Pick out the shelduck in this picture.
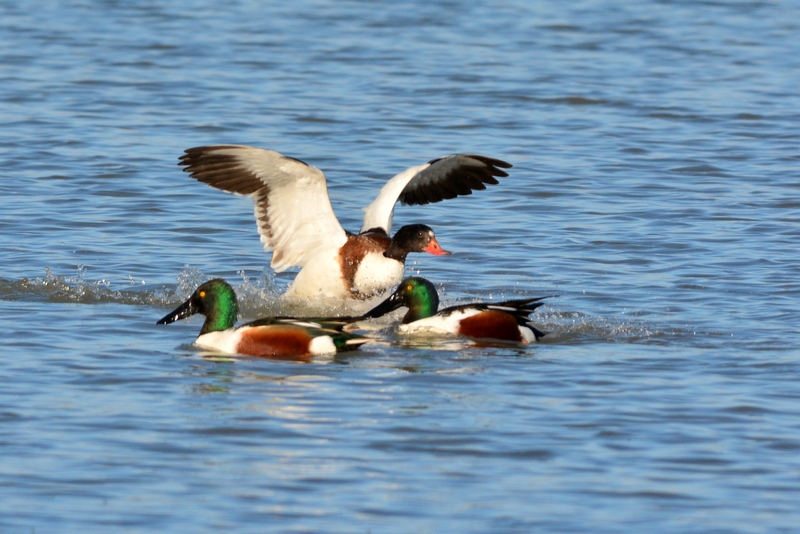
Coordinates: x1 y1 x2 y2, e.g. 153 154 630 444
179 145 510 302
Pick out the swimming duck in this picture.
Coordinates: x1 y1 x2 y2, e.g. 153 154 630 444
362 277 548 343
157 279 369 359
179 145 510 301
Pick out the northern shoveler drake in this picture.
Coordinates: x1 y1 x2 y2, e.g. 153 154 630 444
362 277 549 343
157 279 369 359
178 145 510 302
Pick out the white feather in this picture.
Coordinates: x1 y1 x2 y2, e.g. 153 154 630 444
283 247 351 300
360 163 430 233
352 252 406 298
399 309 482 335
309 336 337 355
519 326 537 343
195 329 243 354
205 146 348 272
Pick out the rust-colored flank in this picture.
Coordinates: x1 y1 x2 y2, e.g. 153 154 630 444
338 231 392 295
236 325 315 359
457 310 523 342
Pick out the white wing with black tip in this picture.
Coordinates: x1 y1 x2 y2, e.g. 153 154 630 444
360 154 512 233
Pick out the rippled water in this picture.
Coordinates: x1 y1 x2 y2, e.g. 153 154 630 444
2 0 800 531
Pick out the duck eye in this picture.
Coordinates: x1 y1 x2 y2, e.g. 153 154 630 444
199 291 206 298
407 285 413 291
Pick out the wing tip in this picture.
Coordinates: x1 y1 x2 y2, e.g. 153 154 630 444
398 153 511 207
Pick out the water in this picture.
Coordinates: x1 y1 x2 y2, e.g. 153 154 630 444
2 0 800 531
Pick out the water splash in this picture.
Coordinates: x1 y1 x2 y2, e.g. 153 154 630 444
1 265 125 304
0 265 284 309
534 308 667 345
174 267 211 300
232 268 283 316
0 266 674 344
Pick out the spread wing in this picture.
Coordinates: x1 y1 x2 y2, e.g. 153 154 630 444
179 145 348 272
360 154 511 233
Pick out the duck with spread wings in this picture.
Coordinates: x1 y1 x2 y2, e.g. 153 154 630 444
179 145 510 303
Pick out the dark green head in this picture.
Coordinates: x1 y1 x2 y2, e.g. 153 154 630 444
362 277 440 323
157 278 239 334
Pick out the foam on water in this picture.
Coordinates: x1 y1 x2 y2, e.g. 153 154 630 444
2 265 669 347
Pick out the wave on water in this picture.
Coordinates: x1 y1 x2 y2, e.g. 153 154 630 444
1 266 682 344
0 265 376 318
535 309 665 344
0 265 158 305
0 265 284 313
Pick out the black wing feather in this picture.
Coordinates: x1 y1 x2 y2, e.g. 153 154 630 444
398 154 511 206
440 296 550 327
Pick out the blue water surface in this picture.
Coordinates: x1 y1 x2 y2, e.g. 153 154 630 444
2 1 800 532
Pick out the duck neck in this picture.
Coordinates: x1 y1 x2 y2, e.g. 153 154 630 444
383 240 409 262
200 292 239 335
403 288 439 323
